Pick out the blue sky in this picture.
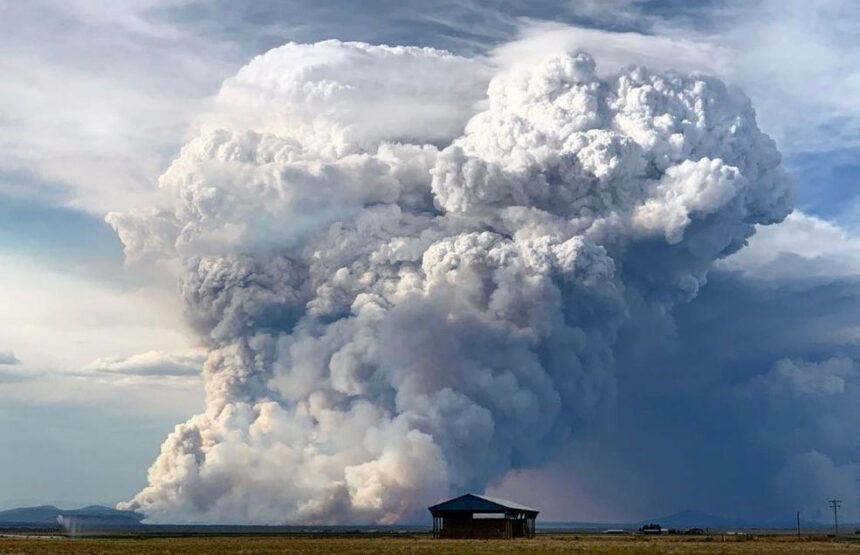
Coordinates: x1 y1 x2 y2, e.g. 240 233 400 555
1 0 859 522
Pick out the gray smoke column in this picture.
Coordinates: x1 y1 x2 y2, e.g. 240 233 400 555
108 40 792 524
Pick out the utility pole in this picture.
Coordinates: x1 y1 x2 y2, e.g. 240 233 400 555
796 510 801 539
827 499 842 535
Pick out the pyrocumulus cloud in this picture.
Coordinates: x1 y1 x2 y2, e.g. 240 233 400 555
108 40 791 524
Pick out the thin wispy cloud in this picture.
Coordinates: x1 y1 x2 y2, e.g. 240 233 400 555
84 349 205 378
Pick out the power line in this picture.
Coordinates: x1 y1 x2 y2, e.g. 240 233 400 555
827 499 842 535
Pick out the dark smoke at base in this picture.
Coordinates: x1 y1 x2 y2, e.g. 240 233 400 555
108 40 791 523
493 269 860 523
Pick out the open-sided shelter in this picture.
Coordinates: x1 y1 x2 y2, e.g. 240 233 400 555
428 494 538 539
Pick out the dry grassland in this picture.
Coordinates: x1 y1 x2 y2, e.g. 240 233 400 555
1 534 859 554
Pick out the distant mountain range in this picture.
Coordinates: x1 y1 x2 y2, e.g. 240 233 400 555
0 504 144 527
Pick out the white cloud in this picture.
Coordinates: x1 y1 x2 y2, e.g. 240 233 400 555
85 349 206 377
56 0 188 39
2 0 858 526
757 358 857 397
4 0 857 215
0 351 20 365
0 53 196 212
0 249 204 420
108 38 791 524
722 211 860 279
491 20 728 77
715 0 860 154
500 0 860 155
0 1 236 214
0 252 193 376
212 40 490 146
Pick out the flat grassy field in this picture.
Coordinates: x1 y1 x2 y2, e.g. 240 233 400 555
1 534 859 554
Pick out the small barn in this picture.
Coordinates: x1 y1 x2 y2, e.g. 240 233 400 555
428 494 538 539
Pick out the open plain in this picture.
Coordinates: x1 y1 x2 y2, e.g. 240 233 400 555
1 534 859 554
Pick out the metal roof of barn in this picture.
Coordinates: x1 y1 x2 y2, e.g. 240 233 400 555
428 493 539 515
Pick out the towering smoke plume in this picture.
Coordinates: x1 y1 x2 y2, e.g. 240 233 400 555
108 40 791 523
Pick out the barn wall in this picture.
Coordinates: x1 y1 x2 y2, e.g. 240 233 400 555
440 517 509 539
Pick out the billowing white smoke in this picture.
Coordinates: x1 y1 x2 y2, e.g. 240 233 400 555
109 40 791 524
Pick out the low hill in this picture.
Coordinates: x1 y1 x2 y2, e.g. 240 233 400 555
0 504 144 526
